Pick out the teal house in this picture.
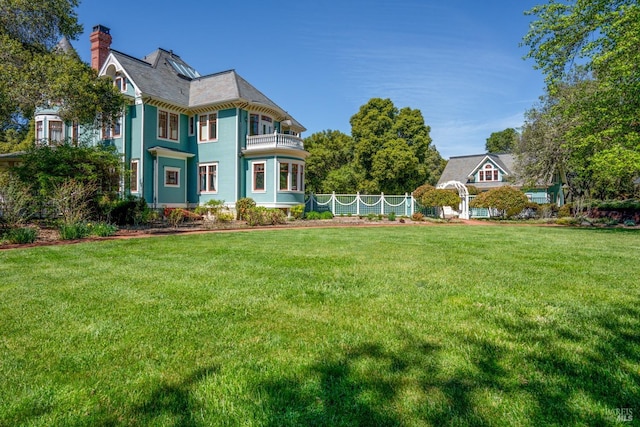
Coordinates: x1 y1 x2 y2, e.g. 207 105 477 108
437 153 565 218
35 25 308 213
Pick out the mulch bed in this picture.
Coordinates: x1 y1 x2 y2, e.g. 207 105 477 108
0 217 428 250
3 217 633 251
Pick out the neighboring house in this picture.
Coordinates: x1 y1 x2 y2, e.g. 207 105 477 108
0 152 24 170
438 153 565 206
34 25 308 212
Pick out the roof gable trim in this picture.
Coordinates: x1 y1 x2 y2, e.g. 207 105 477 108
469 155 509 177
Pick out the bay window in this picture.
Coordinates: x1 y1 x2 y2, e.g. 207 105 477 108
278 161 304 192
253 162 265 192
49 121 63 142
36 121 44 141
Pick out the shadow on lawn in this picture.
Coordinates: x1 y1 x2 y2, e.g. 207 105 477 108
259 303 640 426
128 365 219 426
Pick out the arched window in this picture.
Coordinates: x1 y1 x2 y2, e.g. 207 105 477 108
479 163 499 182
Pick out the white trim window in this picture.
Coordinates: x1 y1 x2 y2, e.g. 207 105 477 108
164 166 180 188
252 162 266 192
198 112 217 142
48 120 63 143
102 115 122 140
158 110 179 141
249 113 273 135
478 163 499 182
198 163 218 193
130 160 139 193
115 75 127 92
36 120 44 141
278 161 304 192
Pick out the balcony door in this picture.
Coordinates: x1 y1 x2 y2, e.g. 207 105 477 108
250 113 273 135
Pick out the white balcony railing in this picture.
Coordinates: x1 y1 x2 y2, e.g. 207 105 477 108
246 133 304 151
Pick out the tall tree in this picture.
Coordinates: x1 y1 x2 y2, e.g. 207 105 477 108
349 98 444 194
0 0 123 149
303 130 357 193
520 0 640 200
485 128 519 153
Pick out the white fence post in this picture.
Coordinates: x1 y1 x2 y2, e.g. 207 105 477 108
331 192 336 215
405 193 409 217
380 192 384 215
356 192 360 216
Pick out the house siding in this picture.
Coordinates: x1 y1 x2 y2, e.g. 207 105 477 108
194 108 238 205
32 30 307 209
156 156 187 205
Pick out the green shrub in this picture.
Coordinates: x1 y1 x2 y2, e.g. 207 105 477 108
470 186 529 218
236 198 256 220
167 209 185 228
5 227 37 244
539 203 559 219
59 222 90 240
412 184 435 201
217 212 234 223
411 212 424 221
594 199 640 210
290 204 305 220
420 189 460 218
366 212 378 221
245 208 263 226
558 203 572 218
602 218 620 226
466 185 479 195
107 196 151 226
388 212 396 221
88 222 118 237
624 219 636 227
195 199 225 216
0 175 35 228
320 211 334 220
556 217 579 226
245 207 286 226
306 211 322 220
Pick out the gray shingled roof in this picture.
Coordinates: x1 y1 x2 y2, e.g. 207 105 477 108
110 48 305 130
438 153 517 189
111 49 191 106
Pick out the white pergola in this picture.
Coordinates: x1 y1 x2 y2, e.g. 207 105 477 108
436 180 470 219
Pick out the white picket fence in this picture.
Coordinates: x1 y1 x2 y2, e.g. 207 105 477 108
305 193 436 217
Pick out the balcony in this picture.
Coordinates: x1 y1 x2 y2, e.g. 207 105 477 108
245 133 305 152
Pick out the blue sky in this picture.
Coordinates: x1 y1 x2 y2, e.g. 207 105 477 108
73 0 544 159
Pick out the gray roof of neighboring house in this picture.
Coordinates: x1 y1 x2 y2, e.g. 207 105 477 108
110 48 305 130
54 36 76 55
438 153 517 189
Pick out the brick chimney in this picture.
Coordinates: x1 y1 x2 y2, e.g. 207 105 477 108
90 25 112 71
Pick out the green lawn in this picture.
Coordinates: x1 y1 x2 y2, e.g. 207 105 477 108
1 225 639 426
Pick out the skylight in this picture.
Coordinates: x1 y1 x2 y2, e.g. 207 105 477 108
168 59 200 79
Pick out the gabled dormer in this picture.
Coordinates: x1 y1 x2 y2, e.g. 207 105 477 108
468 155 510 184
99 54 138 98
